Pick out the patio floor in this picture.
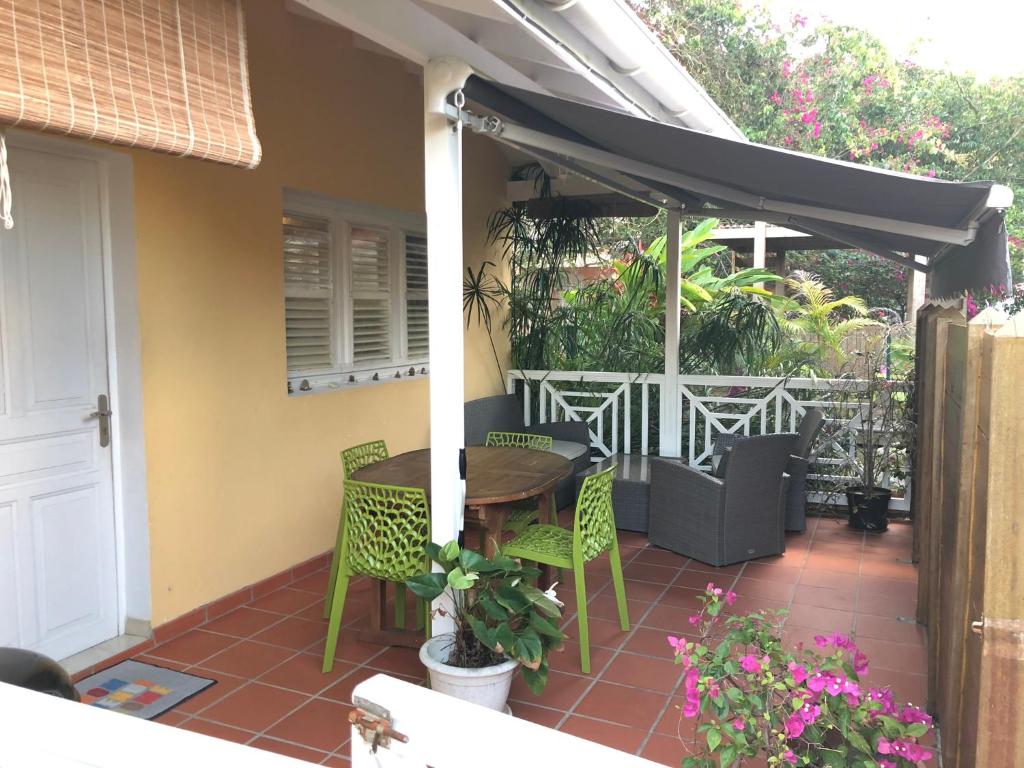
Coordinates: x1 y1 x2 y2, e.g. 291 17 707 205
130 517 925 765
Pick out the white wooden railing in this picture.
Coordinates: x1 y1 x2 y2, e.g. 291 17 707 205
506 370 910 511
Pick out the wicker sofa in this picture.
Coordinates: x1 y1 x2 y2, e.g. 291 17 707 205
464 394 590 509
648 434 797 566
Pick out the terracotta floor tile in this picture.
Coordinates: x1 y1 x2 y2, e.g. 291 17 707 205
656 585 705 610
804 554 862 574
622 561 680 584
601 653 681 693
655 699 700 737
149 630 238 665
683 561 744 577
558 715 648 753
265 698 351 753
258 652 356 694
249 737 331 763
249 587 323 616
798 568 854 590
153 710 188 726
574 681 668 728
510 669 592 710
861 668 928 707
296 599 332 622
633 547 689 568
585 593 647 624
511 702 565 728
857 592 918 620
858 576 919 599
174 670 246 715
640 602 705 633
200 682 307 732
321 667 420 706
854 614 927 645
642 732 694 766
203 607 284 638
135 654 189 671
860 558 917 582
290 569 331 594
201 640 296 679
548 642 615 676
322 754 352 766
178 717 256 744
742 562 804 584
792 583 858 611
561 616 631 650
616 579 669 602
365 646 426 678
785 603 855 633
623 626 688 658
732 577 796 603
253 616 327 651
854 637 928 676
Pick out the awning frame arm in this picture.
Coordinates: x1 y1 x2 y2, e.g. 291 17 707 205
456 108 983 248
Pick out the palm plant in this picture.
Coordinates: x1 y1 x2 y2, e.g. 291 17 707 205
777 270 883 374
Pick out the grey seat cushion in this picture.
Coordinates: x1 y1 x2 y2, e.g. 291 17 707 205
549 439 587 462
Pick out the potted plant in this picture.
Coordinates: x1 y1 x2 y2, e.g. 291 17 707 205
827 321 914 532
405 541 566 712
666 584 934 766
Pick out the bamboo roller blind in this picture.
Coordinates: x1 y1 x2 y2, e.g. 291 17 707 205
0 0 261 168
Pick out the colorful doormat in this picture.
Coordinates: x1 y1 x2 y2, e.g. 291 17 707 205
75 660 214 720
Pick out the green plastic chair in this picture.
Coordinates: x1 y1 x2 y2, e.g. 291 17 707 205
324 441 390 619
322 480 431 673
484 431 558 535
502 465 628 674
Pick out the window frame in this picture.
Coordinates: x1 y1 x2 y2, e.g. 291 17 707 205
283 189 429 394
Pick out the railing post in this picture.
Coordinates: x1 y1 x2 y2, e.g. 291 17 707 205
660 209 682 456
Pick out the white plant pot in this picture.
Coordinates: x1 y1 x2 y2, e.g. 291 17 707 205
419 634 519 712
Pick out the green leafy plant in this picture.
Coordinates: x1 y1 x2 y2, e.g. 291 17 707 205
405 541 567 694
668 585 934 767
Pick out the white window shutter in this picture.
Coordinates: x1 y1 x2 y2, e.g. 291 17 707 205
350 226 392 363
283 213 334 371
405 233 429 359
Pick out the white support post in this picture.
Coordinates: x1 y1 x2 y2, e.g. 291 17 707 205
753 220 767 288
424 57 472 637
907 255 927 322
660 210 682 457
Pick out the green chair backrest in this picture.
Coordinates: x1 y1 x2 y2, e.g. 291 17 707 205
574 465 617 562
485 431 553 451
342 480 430 581
341 440 389 477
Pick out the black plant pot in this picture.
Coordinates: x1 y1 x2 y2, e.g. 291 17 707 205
846 486 891 532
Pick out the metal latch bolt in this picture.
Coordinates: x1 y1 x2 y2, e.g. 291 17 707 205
349 697 408 754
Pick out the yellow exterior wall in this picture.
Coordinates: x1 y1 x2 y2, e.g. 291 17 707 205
131 0 510 624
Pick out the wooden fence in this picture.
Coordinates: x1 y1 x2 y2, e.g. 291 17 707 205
914 304 1024 766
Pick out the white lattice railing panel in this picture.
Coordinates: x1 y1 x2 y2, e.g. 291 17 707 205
507 370 910 511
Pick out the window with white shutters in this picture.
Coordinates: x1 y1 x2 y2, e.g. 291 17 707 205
282 191 429 392
283 214 334 371
405 233 429 359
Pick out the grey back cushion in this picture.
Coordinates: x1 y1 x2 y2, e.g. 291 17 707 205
793 407 825 460
464 394 526 445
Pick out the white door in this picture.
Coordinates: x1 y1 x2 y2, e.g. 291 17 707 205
0 146 119 661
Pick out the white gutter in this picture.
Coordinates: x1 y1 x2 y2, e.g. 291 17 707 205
493 0 746 139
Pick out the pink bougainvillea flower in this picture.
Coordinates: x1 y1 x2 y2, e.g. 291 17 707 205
681 667 701 717
783 749 798 764
806 669 829 692
824 673 847 697
784 715 805 739
724 590 737 606
731 717 745 731
788 662 808 684
799 702 821 725
898 704 933 727
688 614 702 626
878 761 897 768
800 109 817 124
739 654 764 673
853 650 869 674
842 679 861 706
812 121 822 139
877 737 933 762
706 582 723 596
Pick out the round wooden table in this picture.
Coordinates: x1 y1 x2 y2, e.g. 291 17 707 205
351 445 573 556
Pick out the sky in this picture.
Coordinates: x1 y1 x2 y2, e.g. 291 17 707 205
747 0 1024 80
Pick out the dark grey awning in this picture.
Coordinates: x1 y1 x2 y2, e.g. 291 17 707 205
459 75 1013 296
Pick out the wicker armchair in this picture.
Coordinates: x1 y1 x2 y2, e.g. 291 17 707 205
648 434 797 566
709 409 824 533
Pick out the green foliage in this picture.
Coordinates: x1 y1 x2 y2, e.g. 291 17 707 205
668 585 935 766
630 0 1023 283
406 541 566 694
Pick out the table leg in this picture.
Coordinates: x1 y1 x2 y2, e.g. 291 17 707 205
356 578 424 649
478 504 506 559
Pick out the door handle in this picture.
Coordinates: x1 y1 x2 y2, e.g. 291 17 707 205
971 616 984 636
89 394 112 448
